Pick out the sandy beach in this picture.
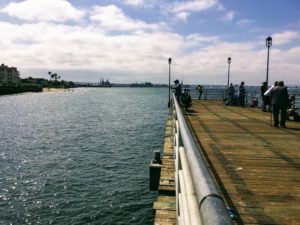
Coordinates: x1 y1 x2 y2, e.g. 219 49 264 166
42 88 67 92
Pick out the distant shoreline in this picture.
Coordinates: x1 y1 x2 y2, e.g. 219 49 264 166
0 86 72 96
42 87 69 92
0 85 42 95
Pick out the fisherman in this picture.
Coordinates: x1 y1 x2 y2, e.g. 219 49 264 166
181 89 192 110
173 79 182 104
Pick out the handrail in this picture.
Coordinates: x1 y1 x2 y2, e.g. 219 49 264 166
188 87 300 112
173 93 232 225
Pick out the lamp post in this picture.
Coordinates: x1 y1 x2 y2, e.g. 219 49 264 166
227 57 231 86
168 58 172 107
265 36 272 87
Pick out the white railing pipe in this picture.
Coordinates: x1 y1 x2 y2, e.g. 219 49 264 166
173 93 232 225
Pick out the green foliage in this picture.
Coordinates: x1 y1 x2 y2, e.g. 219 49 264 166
20 72 75 88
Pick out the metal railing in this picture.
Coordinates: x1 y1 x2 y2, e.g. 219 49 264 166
172 94 232 225
187 87 300 112
189 88 226 100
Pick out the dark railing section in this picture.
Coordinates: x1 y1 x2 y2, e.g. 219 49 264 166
186 87 300 113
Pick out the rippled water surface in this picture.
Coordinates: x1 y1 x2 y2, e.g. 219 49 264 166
0 88 168 225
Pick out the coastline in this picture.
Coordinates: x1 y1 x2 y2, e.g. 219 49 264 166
0 87 71 96
42 87 69 92
0 85 42 95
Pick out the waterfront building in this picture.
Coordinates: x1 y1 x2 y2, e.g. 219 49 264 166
99 77 112 87
0 64 21 86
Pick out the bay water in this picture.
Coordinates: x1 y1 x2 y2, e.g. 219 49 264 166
0 88 168 225
1 85 299 225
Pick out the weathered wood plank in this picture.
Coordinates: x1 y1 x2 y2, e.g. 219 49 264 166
153 109 176 224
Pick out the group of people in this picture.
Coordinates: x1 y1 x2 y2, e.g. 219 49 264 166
227 80 292 127
173 79 192 110
173 79 296 128
226 82 246 106
261 81 290 128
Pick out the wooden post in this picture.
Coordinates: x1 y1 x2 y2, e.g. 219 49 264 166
149 150 162 191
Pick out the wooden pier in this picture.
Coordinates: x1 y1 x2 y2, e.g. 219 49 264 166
153 110 176 225
153 100 300 225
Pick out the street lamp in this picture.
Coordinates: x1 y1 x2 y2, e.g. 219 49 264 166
227 57 231 86
168 58 172 107
265 36 272 86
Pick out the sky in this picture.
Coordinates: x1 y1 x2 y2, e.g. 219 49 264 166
0 0 300 85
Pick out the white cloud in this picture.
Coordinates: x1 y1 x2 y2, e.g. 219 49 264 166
0 2 299 85
237 19 252 26
90 5 159 31
1 17 299 85
0 20 182 78
272 31 299 46
170 0 219 13
221 10 234 22
175 12 190 22
185 34 219 48
123 0 144 6
1 0 84 22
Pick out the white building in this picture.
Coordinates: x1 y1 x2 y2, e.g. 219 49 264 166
0 64 21 86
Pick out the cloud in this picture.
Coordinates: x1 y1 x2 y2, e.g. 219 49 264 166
272 31 299 46
123 0 145 6
1 0 85 22
174 12 190 22
0 1 299 85
0 19 182 76
1 16 299 85
237 19 252 26
89 5 159 31
185 34 219 48
170 0 219 13
221 10 234 22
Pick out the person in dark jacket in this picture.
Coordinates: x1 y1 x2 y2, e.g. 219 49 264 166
271 81 289 127
226 83 235 105
261 82 270 111
173 79 182 104
239 81 246 107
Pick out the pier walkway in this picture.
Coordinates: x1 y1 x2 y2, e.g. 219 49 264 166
153 100 300 225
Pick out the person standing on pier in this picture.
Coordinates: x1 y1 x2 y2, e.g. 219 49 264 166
239 81 246 107
196 85 204 100
173 79 182 104
261 82 270 111
271 81 289 128
264 81 278 96
227 83 235 105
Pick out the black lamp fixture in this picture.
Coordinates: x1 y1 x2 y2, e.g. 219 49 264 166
266 36 272 48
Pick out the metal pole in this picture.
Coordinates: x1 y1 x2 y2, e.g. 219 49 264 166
168 63 170 107
168 58 172 108
266 46 270 87
227 63 230 87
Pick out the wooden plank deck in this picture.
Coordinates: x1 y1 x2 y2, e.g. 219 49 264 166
186 100 300 225
153 109 176 225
